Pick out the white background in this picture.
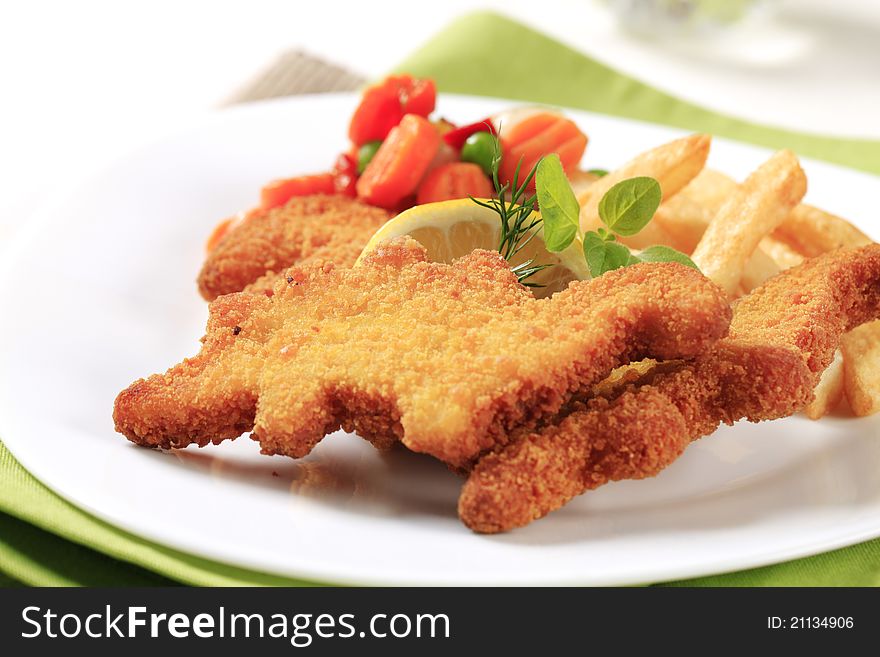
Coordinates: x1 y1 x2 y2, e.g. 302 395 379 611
1 0 878 249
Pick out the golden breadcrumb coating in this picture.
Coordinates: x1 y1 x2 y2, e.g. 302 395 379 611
115 237 730 468
460 244 880 532
197 194 390 300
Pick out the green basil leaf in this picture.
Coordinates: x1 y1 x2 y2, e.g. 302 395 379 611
583 232 605 277
583 231 634 277
597 176 662 237
587 168 609 177
604 242 635 273
637 245 700 270
536 154 580 252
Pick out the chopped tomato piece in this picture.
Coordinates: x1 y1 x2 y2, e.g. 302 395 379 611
416 162 494 205
348 83 405 146
394 75 436 116
331 152 358 198
424 141 459 176
357 114 440 209
260 173 335 210
348 74 436 146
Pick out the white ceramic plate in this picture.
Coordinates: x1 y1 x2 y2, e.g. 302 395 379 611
1 94 879 586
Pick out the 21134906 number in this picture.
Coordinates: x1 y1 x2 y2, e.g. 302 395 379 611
768 617 854 629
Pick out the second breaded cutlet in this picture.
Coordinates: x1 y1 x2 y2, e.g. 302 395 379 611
198 194 390 300
460 244 880 532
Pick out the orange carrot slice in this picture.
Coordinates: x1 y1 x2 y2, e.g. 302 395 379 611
260 173 335 210
356 114 440 209
499 113 587 187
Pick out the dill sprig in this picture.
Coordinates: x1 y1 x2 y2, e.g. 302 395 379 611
470 143 552 287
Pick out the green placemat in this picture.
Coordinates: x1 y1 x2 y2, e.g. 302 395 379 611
0 512 173 587
4 436 880 586
0 569 24 588
2 11 879 587
0 442 315 586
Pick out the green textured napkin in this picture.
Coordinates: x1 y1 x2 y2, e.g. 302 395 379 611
3 438 880 586
0 442 315 586
2 11 879 587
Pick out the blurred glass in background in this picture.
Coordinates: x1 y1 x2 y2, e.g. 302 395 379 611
605 0 777 37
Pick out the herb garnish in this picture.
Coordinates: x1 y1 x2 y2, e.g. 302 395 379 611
535 156 698 278
535 155 580 252
470 143 551 287
471 147 696 286
597 176 662 236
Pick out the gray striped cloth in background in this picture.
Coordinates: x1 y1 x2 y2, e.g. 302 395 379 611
226 50 365 104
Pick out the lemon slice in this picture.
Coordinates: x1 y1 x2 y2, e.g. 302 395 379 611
358 199 588 298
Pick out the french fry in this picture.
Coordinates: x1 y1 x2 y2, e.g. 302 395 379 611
691 150 807 295
652 195 713 253
577 134 711 249
804 349 845 420
741 237 806 294
841 320 880 417
772 203 872 257
759 236 804 270
656 170 808 260
679 168 738 211
674 168 870 259
741 244 781 293
653 170 745 255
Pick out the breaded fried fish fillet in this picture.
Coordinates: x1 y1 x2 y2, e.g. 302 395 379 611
198 194 390 300
115 238 730 468
460 244 880 532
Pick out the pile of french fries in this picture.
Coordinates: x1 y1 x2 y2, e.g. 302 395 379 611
574 134 879 420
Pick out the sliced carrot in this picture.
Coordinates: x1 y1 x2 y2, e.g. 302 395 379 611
416 162 493 205
356 114 440 209
504 121 578 184
499 113 587 187
515 120 581 164
503 113 559 146
555 133 589 170
260 173 335 210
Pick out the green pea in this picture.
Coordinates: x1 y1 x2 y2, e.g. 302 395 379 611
460 131 497 176
357 140 383 174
